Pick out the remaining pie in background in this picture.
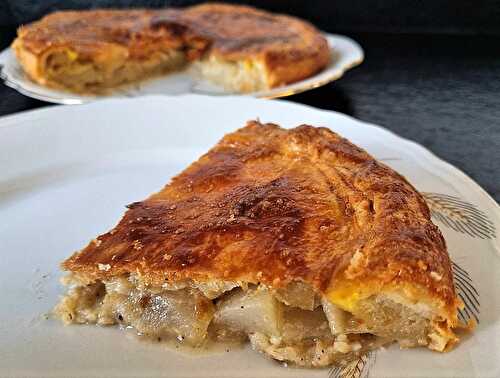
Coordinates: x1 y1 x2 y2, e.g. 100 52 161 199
12 3 330 94
55 121 462 367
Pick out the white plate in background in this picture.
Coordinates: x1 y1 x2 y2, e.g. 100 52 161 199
0 34 363 104
0 95 498 377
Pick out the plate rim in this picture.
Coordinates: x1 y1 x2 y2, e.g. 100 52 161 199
0 93 497 216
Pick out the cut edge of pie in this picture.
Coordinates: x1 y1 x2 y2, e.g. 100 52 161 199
54 121 463 368
12 37 189 93
12 4 330 94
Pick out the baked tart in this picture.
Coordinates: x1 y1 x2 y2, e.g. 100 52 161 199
55 121 461 367
12 4 330 94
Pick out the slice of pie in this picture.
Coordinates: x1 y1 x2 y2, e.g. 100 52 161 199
12 4 330 94
55 121 461 367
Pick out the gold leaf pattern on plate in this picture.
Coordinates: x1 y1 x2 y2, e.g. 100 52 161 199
452 262 480 324
329 352 376 378
423 192 496 239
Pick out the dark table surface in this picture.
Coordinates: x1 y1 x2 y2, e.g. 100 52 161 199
1 30 499 202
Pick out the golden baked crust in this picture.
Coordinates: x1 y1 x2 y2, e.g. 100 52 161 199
170 3 330 87
62 121 460 343
13 9 207 61
12 4 330 92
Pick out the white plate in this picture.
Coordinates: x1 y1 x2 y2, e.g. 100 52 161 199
0 33 363 104
0 95 498 378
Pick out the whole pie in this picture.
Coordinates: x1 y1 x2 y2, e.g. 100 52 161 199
11 4 330 93
55 121 462 368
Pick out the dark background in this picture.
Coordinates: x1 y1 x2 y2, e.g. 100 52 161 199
2 0 500 34
0 1 499 202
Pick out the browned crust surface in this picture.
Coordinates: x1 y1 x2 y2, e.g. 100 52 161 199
12 3 330 88
63 121 458 321
14 9 204 60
